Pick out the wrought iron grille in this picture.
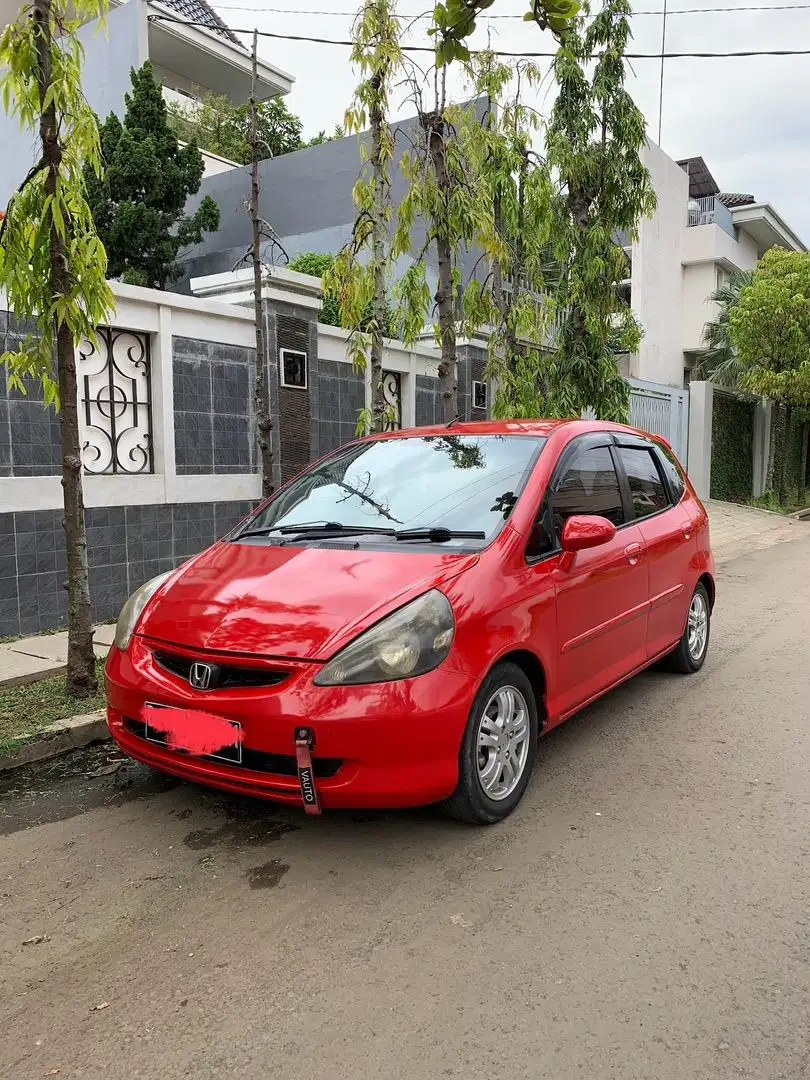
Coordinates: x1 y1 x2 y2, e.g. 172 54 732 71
382 371 402 430
78 327 154 475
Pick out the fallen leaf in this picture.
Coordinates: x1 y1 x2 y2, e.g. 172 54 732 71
91 1002 110 1012
450 913 473 928
22 935 51 947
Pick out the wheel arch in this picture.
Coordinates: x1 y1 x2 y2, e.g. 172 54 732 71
491 648 548 730
698 572 716 611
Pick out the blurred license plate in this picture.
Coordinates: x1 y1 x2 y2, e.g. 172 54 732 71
144 703 243 765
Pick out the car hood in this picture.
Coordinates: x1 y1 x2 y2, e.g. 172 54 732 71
137 540 479 661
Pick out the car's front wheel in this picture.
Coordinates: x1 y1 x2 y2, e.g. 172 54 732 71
667 582 711 673
443 662 539 825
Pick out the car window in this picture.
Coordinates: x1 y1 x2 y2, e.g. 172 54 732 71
551 445 625 530
655 443 686 502
617 447 669 520
241 434 546 549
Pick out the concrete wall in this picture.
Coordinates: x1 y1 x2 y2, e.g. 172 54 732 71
681 262 719 354
0 0 146 208
630 142 689 388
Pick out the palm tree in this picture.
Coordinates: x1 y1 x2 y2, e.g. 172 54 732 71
692 269 754 386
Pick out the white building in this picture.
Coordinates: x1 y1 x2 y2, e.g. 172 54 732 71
621 144 806 391
0 0 294 190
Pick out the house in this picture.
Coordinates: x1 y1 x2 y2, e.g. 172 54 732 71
0 0 294 198
621 144 806 390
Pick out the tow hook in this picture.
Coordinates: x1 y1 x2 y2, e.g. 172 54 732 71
294 727 321 815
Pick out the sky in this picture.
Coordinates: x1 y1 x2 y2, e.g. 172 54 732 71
212 0 810 244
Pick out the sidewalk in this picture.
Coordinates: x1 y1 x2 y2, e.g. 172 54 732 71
0 501 806 690
0 624 115 689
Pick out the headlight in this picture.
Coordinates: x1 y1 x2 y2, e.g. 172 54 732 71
114 571 173 651
314 590 455 686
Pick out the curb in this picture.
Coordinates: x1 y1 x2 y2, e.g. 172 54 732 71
0 711 110 772
0 664 67 692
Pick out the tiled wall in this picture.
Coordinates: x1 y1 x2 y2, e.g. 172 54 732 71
172 337 256 475
0 500 255 638
0 312 61 478
317 359 365 456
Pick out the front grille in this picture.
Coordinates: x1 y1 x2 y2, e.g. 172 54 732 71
124 718 343 778
153 650 289 690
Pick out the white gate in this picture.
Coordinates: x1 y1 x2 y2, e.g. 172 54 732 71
628 377 689 464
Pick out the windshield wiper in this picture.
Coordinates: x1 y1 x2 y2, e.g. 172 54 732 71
237 521 397 540
394 528 486 543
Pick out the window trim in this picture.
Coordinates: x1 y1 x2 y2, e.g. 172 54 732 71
472 380 488 410
279 347 308 390
612 442 672 524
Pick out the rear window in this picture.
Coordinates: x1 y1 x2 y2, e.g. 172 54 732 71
655 443 686 502
242 434 546 548
617 447 669 520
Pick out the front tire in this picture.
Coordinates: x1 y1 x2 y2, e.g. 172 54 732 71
667 582 711 673
443 662 539 825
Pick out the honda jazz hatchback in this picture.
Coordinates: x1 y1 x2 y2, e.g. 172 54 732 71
105 420 715 824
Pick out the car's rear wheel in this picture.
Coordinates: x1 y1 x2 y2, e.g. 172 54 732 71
666 582 711 673
443 662 539 825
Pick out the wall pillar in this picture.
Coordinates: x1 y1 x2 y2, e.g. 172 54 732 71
686 381 714 500
752 398 772 498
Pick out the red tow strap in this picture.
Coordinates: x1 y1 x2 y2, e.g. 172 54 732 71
294 727 321 815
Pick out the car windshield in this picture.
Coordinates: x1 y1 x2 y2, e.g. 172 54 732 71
238 434 546 548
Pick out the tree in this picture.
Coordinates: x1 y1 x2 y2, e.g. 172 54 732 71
694 269 754 387
166 90 307 164
461 53 559 418
0 0 114 695
730 248 810 505
431 0 578 66
306 124 346 148
289 253 342 326
327 0 405 434
394 82 496 422
86 61 220 288
545 0 656 420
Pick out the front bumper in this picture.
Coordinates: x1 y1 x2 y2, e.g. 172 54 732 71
105 636 475 810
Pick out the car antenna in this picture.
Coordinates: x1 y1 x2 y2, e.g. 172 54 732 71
445 414 462 428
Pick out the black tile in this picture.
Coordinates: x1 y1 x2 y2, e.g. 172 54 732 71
173 357 213 413
174 411 214 475
0 596 20 638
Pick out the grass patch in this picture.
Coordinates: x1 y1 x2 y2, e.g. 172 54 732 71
749 490 808 516
0 660 107 754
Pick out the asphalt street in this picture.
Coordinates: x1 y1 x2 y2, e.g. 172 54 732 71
2 529 810 1080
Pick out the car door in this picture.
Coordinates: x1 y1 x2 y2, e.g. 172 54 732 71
614 438 693 660
544 438 650 719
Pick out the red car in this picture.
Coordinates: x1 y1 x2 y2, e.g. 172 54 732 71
106 420 714 824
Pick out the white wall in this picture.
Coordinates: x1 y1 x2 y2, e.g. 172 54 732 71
630 142 689 388
681 262 719 353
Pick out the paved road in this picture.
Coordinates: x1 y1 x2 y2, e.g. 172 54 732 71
2 531 810 1080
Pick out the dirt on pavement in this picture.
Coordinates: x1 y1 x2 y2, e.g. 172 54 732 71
2 531 810 1080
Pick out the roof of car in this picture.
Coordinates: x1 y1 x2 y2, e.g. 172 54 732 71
370 419 643 440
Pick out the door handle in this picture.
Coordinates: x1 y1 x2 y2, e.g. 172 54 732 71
624 542 643 565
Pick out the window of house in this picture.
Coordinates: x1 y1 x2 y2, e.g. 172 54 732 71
551 445 625 530
716 266 730 292
280 348 307 389
617 447 669 519
472 381 488 410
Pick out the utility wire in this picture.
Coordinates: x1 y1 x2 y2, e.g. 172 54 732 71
212 1 810 13
148 14 810 55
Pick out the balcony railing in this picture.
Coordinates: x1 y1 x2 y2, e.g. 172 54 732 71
686 196 735 238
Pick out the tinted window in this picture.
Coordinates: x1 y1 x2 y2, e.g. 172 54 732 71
242 434 545 548
656 444 686 502
552 445 625 529
618 447 669 519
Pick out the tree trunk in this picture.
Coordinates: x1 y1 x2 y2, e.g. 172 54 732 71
368 71 387 434
766 401 778 492
249 30 273 498
799 419 809 509
34 0 96 695
424 111 458 423
778 402 793 506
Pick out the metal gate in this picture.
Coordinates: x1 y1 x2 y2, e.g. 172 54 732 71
628 378 689 464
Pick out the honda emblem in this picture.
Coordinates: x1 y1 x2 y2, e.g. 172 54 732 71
189 662 213 690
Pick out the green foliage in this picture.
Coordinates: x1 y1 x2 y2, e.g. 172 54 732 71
730 248 810 402
166 89 314 165
305 124 346 147
85 62 220 289
327 0 405 434
430 0 579 66
710 392 754 502
693 269 754 386
545 0 656 421
0 0 114 404
288 252 342 326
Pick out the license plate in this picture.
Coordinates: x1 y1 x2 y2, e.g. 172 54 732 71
144 703 243 765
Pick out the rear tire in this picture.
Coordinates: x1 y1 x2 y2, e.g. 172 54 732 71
666 582 711 674
443 662 539 825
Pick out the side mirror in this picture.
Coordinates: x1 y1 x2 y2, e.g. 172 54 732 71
560 514 616 553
